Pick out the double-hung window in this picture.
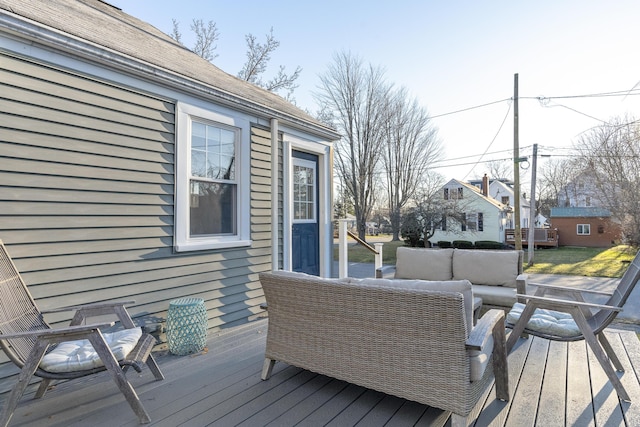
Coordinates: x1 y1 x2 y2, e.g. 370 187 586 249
577 224 591 235
175 103 250 251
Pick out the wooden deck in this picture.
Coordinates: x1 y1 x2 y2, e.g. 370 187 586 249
3 318 640 426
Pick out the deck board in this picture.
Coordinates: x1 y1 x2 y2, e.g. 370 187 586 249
536 340 567 427
3 319 640 426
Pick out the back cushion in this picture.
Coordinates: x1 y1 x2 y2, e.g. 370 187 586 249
350 277 474 335
394 247 454 281
452 250 520 287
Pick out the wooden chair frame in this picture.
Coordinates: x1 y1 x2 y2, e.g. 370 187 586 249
0 240 164 426
506 251 640 402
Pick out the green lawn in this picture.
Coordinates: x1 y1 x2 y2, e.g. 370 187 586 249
334 237 637 278
522 245 636 278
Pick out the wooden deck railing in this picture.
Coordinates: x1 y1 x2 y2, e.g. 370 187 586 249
505 228 558 247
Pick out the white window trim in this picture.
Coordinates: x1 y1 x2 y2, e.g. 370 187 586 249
292 158 317 224
175 102 251 251
577 223 591 235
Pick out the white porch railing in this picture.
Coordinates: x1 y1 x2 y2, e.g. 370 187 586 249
337 219 383 278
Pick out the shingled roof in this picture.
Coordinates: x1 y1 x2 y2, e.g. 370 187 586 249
550 207 612 218
0 0 338 139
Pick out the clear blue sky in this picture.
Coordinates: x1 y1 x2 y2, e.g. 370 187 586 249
109 0 640 183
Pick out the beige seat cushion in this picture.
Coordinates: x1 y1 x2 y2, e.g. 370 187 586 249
40 327 142 373
394 247 454 281
452 250 520 287
473 284 516 307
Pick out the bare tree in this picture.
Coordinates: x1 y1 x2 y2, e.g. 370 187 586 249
486 159 513 181
238 28 301 100
400 173 462 247
382 87 443 240
190 19 219 61
169 23 299 99
537 157 578 216
315 51 391 241
170 19 182 44
574 116 640 246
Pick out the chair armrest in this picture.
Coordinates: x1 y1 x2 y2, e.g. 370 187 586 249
530 282 613 296
0 322 114 340
375 265 395 279
466 309 505 351
516 274 528 302
43 301 138 329
467 309 510 400
42 300 136 314
516 294 622 313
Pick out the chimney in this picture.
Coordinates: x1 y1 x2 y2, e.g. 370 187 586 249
482 174 489 197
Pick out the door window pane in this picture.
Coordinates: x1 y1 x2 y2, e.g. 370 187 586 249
293 164 315 221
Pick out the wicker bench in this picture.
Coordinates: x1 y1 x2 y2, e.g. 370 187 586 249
259 270 509 426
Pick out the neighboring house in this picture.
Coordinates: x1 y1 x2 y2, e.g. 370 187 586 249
534 213 549 228
0 0 339 390
469 175 530 229
429 178 512 245
557 170 604 208
550 207 621 247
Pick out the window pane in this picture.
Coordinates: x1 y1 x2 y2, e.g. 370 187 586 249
191 120 236 180
190 181 237 236
220 129 235 156
192 122 206 149
293 163 315 221
191 151 206 177
307 184 314 202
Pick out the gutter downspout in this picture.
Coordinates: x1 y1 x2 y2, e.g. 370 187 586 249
271 119 279 271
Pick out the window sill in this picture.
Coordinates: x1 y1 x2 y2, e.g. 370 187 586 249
175 239 252 252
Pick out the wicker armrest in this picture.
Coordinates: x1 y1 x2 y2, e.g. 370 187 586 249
0 322 114 340
466 309 505 351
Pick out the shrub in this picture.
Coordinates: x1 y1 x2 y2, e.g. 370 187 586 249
452 240 474 249
437 241 452 248
474 240 505 250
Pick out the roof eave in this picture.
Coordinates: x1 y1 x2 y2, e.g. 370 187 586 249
0 11 340 141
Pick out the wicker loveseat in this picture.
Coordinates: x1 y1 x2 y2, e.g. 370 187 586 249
377 247 527 308
259 270 509 425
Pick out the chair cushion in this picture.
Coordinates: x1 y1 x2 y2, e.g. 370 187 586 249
452 249 520 287
394 247 454 281
472 284 516 307
468 333 494 382
40 327 143 373
507 303 580 337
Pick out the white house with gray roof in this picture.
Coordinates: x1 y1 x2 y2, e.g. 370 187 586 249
429 178 513 245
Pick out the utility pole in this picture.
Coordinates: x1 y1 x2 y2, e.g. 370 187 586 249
527 143 538 265
513 73 522 250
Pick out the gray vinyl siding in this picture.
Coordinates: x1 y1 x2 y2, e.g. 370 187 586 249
0 51 276 392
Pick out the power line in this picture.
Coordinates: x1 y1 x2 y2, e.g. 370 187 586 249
430 98 511 119
429 88 640 122
461 100 513 181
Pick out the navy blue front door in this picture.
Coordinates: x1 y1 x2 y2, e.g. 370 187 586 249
291 150 320 276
